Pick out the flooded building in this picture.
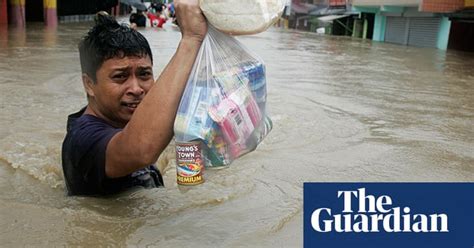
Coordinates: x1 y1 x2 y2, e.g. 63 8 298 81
352 0 474 51
0 0 120 27
288 0 321 31
1 0 59 27
286 0 474 51
289 0 356 34
313 0 355 36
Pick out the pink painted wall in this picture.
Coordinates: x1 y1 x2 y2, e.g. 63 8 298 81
10 7 25 27
43 0 57 27
0 0 7 24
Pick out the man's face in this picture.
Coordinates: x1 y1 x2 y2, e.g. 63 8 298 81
87 55 154 127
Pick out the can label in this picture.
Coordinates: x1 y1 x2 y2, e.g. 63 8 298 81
176 141 204 185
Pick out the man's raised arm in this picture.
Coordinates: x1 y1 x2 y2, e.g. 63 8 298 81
106 0 208 178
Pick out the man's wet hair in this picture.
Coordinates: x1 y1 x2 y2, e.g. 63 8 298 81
79 12 153 82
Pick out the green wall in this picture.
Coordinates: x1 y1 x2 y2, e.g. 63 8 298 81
437 17 451 50
373 13 386 42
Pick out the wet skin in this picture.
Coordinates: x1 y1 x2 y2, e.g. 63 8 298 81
84 55 154 128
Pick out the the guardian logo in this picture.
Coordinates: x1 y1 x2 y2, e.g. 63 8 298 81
304 183 473 248
311 188 449 233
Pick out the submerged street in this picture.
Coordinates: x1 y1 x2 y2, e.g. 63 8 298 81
0 22 473 246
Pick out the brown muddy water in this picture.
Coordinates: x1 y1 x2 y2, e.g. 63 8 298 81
0 21 473 247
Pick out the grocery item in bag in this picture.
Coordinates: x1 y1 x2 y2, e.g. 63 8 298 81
176 141 205 185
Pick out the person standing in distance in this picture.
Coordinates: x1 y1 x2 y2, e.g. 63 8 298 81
62 0 207 196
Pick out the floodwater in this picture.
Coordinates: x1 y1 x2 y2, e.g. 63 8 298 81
1 20 473 247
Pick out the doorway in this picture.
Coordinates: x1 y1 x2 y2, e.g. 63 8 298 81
448 20 474 52
25 0 44 22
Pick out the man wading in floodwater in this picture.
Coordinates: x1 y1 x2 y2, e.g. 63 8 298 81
61 0 207 196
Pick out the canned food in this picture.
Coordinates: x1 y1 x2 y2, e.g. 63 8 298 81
176 141 205 185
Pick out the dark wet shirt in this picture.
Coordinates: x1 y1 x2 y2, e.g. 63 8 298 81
61 108 163 196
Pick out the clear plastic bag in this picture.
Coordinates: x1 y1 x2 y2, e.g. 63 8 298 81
174 26 272 169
